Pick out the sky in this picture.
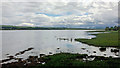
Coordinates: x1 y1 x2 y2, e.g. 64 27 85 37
1 0 119 28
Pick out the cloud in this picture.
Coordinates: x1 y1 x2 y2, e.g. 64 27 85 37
2 2 118 28
18 23 34 26
2 0 120 2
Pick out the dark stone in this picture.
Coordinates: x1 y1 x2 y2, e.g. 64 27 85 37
40 54 45 57
99 47 106 52
20 51 25 54
15 47 34 56
15 53 20 56
104 54 106 56
93 51 96 53
57 47 60 50
28 47 34 50
81 48 86 50
111 49 119 53
115 54 119 56
18 58 22 62
49 52 52 54
8 56 14 59
6 54 9 55
2 58 12 62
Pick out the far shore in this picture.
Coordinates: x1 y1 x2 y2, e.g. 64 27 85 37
0 25 104 30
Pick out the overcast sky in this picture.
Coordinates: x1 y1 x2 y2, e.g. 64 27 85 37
2 1 118 28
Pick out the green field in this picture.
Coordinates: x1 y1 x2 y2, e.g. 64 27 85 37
75 31 119 47
30 53 120 68
3 53 120 68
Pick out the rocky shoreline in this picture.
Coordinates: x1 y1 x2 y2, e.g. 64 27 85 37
1 52 120 68
1 46 120 68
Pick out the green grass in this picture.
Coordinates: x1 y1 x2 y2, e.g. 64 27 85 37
29 53 120 68
36 53 87 67
3 53 120 68
75 31 119 47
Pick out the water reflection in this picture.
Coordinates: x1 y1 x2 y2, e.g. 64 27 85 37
1 30 119 63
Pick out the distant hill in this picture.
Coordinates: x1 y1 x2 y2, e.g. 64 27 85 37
0 25 93 30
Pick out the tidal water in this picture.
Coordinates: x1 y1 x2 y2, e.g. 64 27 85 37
1 30 119 63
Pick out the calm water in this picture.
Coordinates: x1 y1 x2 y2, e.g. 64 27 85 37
1 30 119 62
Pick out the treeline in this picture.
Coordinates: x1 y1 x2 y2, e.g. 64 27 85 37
105 26 119 31
0 25 90 30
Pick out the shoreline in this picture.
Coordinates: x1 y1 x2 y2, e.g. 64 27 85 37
75 31 119 48
2 53 120 68
1 30 120 68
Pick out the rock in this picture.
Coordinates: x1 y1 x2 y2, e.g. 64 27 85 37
15 53 21 56
57 47 60 50
7 56 14 59
28 47 34 51
40 54 45 57
99 47 106 52
18 58 22 62
49 52 52 54
15 47 34 56
111 49 119 53
6 54 9 55
20 51 25 54
109 56 113 58
28 56 38 62
34 56 38 58
81 48 86 50
2 59 12 62
104 54 106 56
88 55 96 58
93 51 96 53
115 54 119 56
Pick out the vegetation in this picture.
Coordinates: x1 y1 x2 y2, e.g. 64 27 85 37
75 31 119 47
105 26 119 31
75 26 119 48
0 25 91 30
2 53 120 68
32 53 120 68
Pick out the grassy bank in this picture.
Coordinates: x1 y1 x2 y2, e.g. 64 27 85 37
2 53 120 68
75 31 119 48
34 53 120 68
